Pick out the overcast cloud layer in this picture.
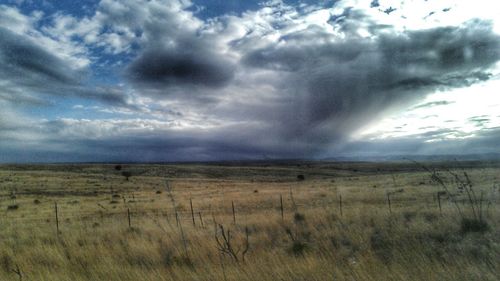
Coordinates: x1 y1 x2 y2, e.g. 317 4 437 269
1 0 499 162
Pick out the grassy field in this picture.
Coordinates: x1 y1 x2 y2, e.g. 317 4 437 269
0 161 498 280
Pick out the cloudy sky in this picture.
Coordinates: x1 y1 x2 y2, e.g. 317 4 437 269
0 0 499 162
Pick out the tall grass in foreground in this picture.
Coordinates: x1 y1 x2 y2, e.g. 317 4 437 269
0 163 498 280
414 161 498 233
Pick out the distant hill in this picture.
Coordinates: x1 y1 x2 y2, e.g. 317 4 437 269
321 153 500 162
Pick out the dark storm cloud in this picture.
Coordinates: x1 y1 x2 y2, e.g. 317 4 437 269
9 117 497 163
241 19 500 152
127 48 235 88
0 27 128 106
242 36 366 71
0 27 78 86
95 0 238 91
379 21 500 75
0 119 313 162
120 10 500 159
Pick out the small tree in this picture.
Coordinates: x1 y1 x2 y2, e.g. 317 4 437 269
114 165 122 171
121 171 132 181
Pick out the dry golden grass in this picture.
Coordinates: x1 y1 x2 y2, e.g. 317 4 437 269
0 162 498 280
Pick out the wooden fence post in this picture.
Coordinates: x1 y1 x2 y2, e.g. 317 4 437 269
437 192 442 215
127 208 131 229
54 202 60 234
198 211 204 227
339 194 343 217
387 193 392 214
280 194 284 221
190 198 196 227
231 201 236 224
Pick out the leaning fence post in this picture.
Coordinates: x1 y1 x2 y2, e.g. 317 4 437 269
190 198 196 227
198 211 204 227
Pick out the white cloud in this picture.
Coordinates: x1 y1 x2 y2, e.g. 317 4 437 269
0 5 90 69
357 73 500 141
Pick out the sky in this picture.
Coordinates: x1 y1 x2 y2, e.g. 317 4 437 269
0 0 499 162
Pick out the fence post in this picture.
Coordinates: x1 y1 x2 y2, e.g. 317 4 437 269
280 194 284 221
54 202 60 234
387 193 392 214
127 208 131 229
231 201 236 224
198 211 204 227
190 198 196 227
437 192 442 215
339 194 343 217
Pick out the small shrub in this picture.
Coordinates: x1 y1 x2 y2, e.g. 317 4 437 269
114 165 122 171
7 204 19 210
121 171 132 181
0 252 13 272
330 236 340 249
155 190 162 194
423 212 438 222
294 212 306 223
461 218 489 234
297 175 305 181
173 255 194 268
159 247 175 267
370 230 392 263
416 162 490 236
33 199 41 204
112 194 121 198
427 232 454 244
109 200 119 204
290 241 308 256
340 237 353 247
403 211 416 222
437 191 447 196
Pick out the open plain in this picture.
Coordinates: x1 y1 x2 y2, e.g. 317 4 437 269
0 161 498 281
